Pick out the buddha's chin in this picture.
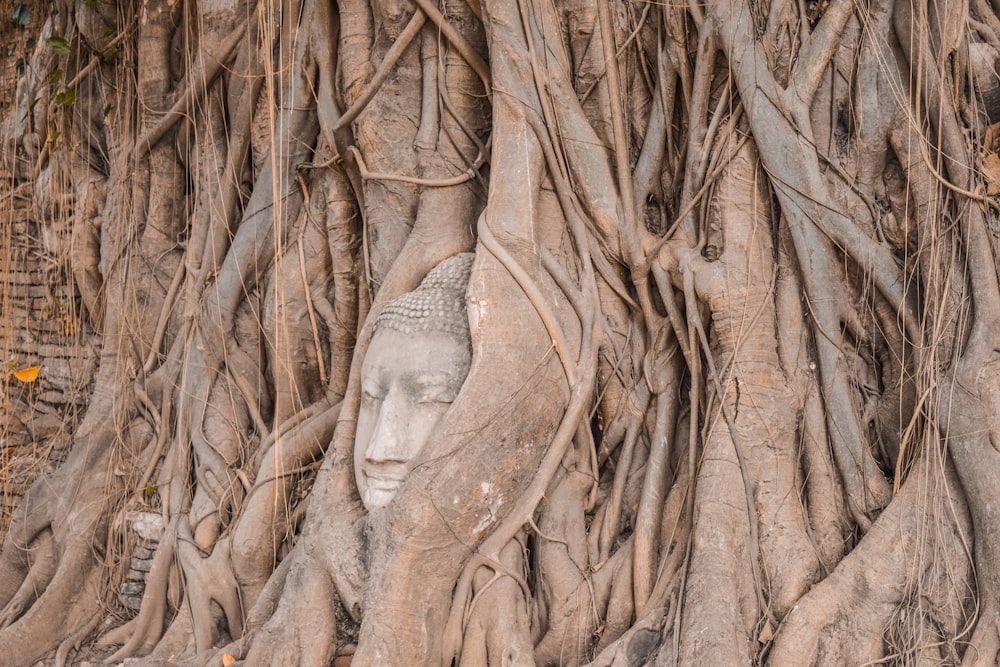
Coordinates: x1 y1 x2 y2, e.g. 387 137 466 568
362 481 401 510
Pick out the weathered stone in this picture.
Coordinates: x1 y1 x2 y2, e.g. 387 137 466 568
132 512 164 541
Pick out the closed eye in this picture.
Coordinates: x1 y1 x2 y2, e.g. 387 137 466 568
362 383 384 401
415 389 456 405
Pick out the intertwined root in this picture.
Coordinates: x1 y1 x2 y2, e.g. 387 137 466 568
0 437 113 667
4 0 1000 665
769 454 973 667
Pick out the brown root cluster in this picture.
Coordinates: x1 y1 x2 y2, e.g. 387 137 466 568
2 0 1000 665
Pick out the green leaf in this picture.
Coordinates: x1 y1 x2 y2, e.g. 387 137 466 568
47 36 70 55
48 68 62 85
144 483 156 498
12 4 29 27
83 0 100 7
54 89 76 107
15 57 24 77
102 46 119 62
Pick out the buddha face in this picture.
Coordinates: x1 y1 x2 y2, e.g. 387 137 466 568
354 327 471 510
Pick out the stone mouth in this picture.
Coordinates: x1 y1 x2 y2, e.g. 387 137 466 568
363 467 407 486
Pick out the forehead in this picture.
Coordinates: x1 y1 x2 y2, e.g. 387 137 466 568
364 328 471 378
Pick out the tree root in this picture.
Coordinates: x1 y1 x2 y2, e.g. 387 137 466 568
176 534 243 654
941 359 1000 666
768 454 973 666
101 518 178 661
459 539 534 666
0 527 54 631
0 541 103 667
533 469 599 665
241 547 340 667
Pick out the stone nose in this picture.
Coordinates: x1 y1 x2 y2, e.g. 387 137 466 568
364 390 410 465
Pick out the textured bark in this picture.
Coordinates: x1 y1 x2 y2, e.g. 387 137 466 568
3 0 1000 665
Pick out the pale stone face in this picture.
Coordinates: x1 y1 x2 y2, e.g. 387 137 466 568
354 328 471 510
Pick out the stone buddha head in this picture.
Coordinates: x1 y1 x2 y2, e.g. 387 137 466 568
354 253 475 510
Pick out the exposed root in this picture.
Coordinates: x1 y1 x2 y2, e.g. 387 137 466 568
768 455 973 666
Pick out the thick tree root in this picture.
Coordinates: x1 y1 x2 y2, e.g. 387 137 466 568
768 456 972 666
242 547 340 667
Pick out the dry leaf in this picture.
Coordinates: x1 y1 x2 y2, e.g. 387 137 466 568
986 122 1000 152
13 366 39 383
222 654 236 666
758 619 774 643
985 152 1000 196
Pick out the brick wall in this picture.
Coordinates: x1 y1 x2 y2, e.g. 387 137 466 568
1 194 99 532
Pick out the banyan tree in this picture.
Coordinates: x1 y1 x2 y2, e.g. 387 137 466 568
3 0 1000 664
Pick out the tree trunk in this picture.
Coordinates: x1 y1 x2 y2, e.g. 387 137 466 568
2 0 1000 665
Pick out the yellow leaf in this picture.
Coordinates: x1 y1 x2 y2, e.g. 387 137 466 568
13 367 39 383
222 654 236 666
